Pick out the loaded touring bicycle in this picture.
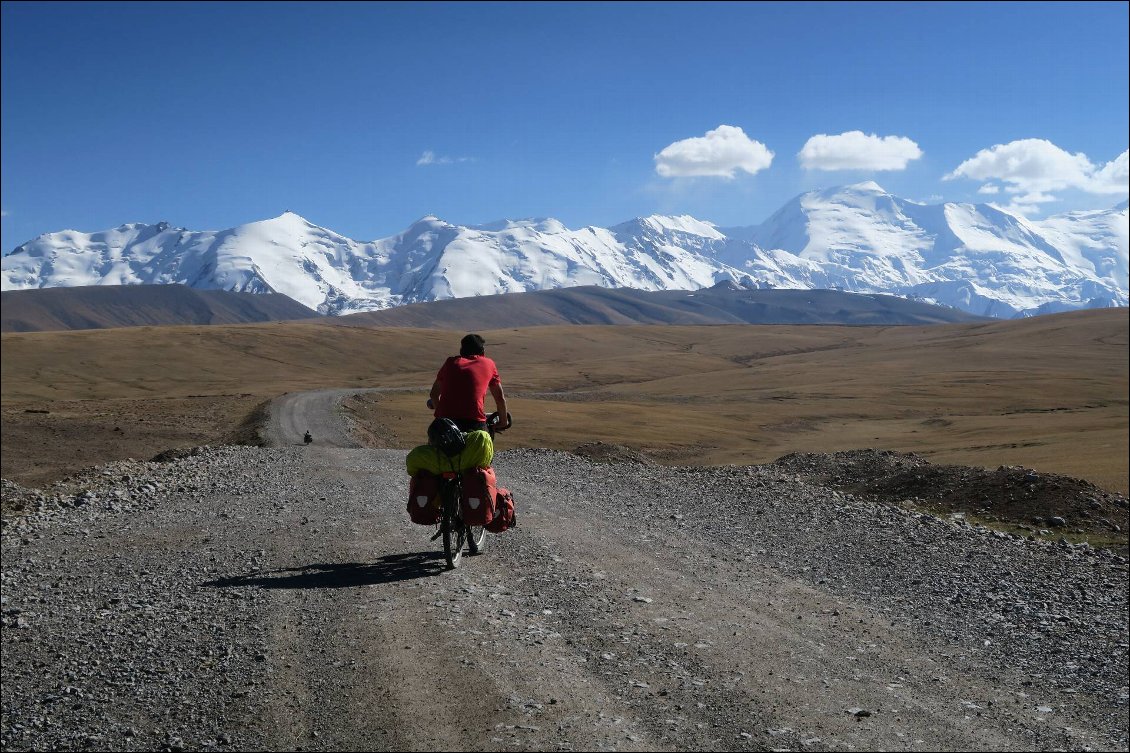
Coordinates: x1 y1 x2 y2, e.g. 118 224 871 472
407 412 516 569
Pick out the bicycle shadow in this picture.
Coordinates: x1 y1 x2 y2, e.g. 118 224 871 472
203 551 447 590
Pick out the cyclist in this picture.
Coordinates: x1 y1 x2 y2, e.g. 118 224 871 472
429 333 511 433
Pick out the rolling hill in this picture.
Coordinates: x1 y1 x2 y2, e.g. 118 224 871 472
0 281 986 332
333 282 989 329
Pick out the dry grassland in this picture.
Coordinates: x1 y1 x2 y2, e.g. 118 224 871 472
2 310 1127 495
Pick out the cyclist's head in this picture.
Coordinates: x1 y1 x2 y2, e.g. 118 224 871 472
460 334 486 357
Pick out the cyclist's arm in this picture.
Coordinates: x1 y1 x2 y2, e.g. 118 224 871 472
429 379 441 405
489 382 509 428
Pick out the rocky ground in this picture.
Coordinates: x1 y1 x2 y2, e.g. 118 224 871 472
772 449 1130 555
2 433 1128 751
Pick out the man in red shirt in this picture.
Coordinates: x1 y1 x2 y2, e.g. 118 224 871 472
429 334 510 432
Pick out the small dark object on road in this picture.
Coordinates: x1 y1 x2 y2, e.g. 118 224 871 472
304 431 313 445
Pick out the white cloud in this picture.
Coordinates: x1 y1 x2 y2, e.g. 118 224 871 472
945 139 1129 203
977 184 1000 195
1016 191 1058 204
654 125 773 179
798 131 922 171
991 191 1062 218
1091 150 1129 194
416 150 474 167
0 210 8 218
417 150 451 166
992 202 1035 218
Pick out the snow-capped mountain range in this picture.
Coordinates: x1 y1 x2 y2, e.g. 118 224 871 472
3 182 1127 318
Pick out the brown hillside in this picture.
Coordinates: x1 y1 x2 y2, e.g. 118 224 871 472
333 285 987 328
1 285 319 332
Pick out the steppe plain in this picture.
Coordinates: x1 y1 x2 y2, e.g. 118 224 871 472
2 307 1127 534
1 308 1125 480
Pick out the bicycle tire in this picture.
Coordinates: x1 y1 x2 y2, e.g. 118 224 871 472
441 481 464 569
467 525 487 554
443 520 464 569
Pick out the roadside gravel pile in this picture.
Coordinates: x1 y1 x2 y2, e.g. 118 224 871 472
3 443 1128 751
773 449 1129 542
2 447 211 517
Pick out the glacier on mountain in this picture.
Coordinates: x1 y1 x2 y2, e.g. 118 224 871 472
3 183 1126 318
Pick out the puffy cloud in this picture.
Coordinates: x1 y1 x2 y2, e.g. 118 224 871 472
654 125 773 179
1091 150 1129 194
997 191 1060 217
798 131 923 171
996 201 1037 218
977 184 1000 195
945 139 1129 200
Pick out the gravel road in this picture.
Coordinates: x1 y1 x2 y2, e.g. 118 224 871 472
265 389 381 449
2 389 1127 752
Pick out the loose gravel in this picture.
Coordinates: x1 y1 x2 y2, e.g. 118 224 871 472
2 443 1128 751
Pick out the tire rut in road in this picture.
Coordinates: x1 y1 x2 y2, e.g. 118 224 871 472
452 458 1036 752
243 449 661 752
251 453 506 751
254 390 1126 751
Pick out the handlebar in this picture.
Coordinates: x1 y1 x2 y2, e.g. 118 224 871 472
486 411 513 433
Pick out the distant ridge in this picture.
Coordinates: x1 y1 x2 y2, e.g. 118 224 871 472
0 283 987 333
0 285 320 332
333 284 990 329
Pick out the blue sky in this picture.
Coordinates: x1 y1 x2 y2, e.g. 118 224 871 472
2 1 1127 253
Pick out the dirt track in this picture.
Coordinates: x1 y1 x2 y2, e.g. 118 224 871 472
2 389 1127 752
266 388 379 449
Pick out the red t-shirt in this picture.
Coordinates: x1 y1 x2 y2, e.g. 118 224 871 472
434 355 501 423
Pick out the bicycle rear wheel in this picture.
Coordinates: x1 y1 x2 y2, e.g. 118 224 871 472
443 517 465 569
441 483 465 569
467 525 487 554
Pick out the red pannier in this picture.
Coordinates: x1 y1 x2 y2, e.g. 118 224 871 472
407 471 442 525
485 488 516 533
460 467 497 526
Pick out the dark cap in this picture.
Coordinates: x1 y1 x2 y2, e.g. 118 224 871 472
460 333 486 357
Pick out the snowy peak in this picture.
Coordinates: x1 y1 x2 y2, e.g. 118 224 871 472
638 214 725 239
818 180 888 199
611 214 724 239
800 182 905 222
472 218 568 234
409 214 449 228
734 186 1127 316
3 187 1127 319
255 210 313 227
